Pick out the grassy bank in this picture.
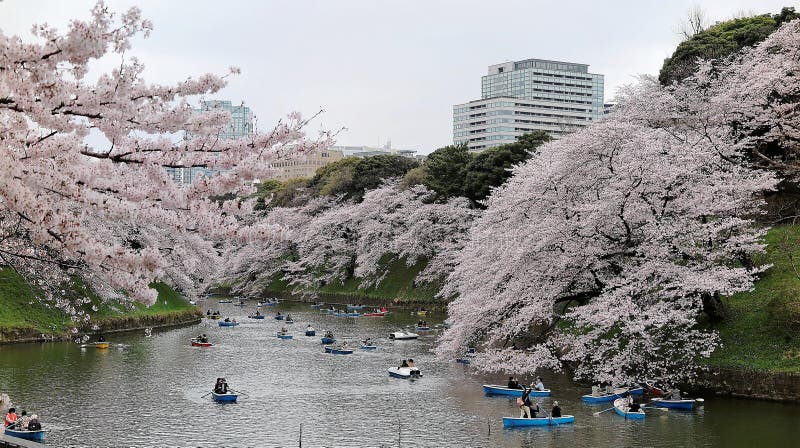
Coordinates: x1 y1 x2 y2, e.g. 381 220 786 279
264 258 439 305
708 225 800 372
0 266 198 338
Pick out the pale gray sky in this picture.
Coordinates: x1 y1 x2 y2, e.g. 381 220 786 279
2 0 796 153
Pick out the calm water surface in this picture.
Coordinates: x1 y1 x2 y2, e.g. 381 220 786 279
0 300 798 447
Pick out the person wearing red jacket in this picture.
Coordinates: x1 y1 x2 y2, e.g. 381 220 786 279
4 408 18 428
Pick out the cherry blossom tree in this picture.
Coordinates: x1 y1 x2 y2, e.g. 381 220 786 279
0 2 331 307
435 21 800 384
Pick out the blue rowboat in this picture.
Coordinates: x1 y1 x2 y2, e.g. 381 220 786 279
274 315 284 320
325 309 335 314
4 428 45 442
324 345 333 353
218 321 239 327
285 320 294 324
483 385 551 397
502 415 575 427
456 358 471 364
305 330 316 336
277 333 293 340
262 302 277 307
650 398 695 409
388 367 422 379
415 326 431 331
321 337 335 344
346 304 364 310
613 398 645 420
218 299 233 304
581 387 644 403
211 391 237 403
310 303 324 309
248 315 265 319
331 348 354 355
360 345 377 350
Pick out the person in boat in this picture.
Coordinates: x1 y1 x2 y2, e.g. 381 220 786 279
325 330 334 339
307 324 315 331
362 337 372 346
4 408 17 428
628 399 641 412
507 377 521 389
27 414 40 431
207 309 212 316
279 325 288 334
400 359 409 368
214 378 229 394
224 317 231 322
286 314 293 321
17 411 29 430
98 335 106 343
407 359 416 368
255 310 261 316
200 334 208 343
214 311 220 316
381 306 387 313
551 401 562 418
591 384 602 397
667 386 682 400
518 389 533 418
534 377 545 391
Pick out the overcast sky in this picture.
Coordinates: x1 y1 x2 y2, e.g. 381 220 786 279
2 0 796 153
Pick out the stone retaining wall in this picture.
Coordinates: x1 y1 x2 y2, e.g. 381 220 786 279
693 366 800 402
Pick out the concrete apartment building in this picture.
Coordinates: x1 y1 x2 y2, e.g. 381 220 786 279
332 140 419 159
168 100 254 185
269 149 344 180
453 58 605 151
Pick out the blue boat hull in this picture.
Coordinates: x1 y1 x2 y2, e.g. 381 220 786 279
483 385 550 397
305 331 316 336
212 392 237 402
360 345 377 350
651 399 695 409
613 401 645 420
331 349 353 355
4 428 45 441
456 358 471 364
277 334 293 339
275 316 284 320
248 315 265 319
415 326 431 331
581 387 644 403
321 337 335 344
218 322 239 327
503 415 575 427
324 346 333 353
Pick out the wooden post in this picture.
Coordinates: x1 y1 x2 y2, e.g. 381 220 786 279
299 423 302 447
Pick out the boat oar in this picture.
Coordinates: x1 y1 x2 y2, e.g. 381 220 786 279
201 392 212 398
229 388 249 397
695 398 705 403
593 407 615 416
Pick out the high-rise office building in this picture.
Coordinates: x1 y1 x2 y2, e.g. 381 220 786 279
453 58 604 151
167 100 254 185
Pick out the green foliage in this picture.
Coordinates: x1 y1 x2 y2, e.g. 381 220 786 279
308 155 418 201
0 267 194 335
462 131 551 205
255 178 310 210
400 165 427 189
708 225 800 372
659 7 799 85
422 144 473 198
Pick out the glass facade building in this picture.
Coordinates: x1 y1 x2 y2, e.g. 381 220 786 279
167 100 254 185
453 58 604 151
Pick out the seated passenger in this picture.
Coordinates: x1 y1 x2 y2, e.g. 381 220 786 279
97 335 106 343
507 377 521 389
401 359 409 368
27 415 41 431
534 377 545 391
551 401 562 418
591 384 601 397
407 359 415 368
629 400 641 412
18 411 29 430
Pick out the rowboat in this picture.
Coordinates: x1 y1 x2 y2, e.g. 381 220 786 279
218 299 233 304
191 341 213 347
277 333 293 340
211 391 237 403
613 398 645 420
95 342 110 349
261 301 277 307
274 315 284 320
305 330 316 336
310 303 324 309
417 310 428 316
248 315 265 319
330 347 353 355
388 367 422 379
581 387 644 403
321 337 336 344
363 312 386 317
218 321 239 327
415 326 431 331
502 415 575 427
207 314 221 320
456 358 471 364
389 331 418 340
233 302 246 307
360 345 377 350
483 385 550 397
324 345 333 353
346 304 365 310
650 398 695 409
285 319 294 324
4 428 45 442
